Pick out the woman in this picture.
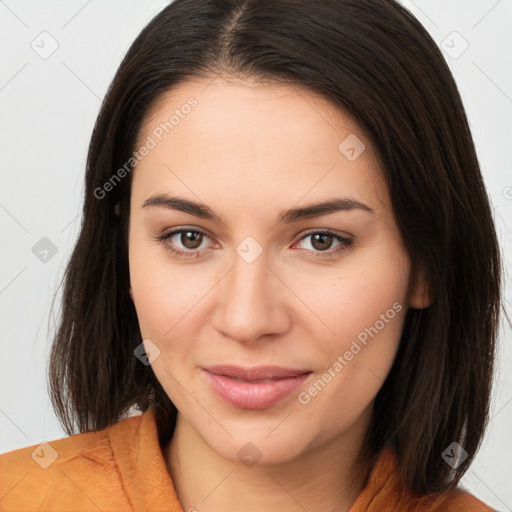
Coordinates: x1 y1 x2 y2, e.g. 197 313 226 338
0 0 502 510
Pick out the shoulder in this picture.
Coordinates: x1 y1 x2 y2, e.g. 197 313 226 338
351 448 496 511
436 489 497 511
0 413 144 511
415 486 497 511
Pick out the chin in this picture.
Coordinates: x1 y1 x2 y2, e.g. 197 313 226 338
220 437 304 467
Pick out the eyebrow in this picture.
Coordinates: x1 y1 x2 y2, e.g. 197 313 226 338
142 194 376 224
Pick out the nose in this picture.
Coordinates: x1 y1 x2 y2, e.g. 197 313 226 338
212 249 291 344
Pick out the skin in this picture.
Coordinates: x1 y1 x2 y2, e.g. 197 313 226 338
128 75 432 512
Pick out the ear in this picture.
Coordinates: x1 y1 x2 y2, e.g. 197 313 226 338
408 265 433 309
129 286 134 301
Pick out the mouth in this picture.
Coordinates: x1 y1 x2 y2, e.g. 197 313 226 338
202 365 313 409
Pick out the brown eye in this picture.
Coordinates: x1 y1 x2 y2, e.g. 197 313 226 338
295 231 354 257
180 230 204 249
158 228 213 256
310 233 334 251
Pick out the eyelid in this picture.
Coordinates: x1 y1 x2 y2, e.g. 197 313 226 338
159 226 216 248
295 227 352 241
292 228 354 254
160 225 212 237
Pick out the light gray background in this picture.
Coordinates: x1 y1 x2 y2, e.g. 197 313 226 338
1 0 511 510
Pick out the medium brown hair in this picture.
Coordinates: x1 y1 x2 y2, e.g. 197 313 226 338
48 0 503 495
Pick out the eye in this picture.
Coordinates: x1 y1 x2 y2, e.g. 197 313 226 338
294 230 354 256
157 228 214 258
155 227 354 259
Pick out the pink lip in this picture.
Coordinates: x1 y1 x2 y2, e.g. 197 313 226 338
203 365 312 409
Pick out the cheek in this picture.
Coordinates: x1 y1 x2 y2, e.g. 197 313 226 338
130 264 199 338
301 244 409 401
298 297 406 440
303 242 410 345
128 231 217 348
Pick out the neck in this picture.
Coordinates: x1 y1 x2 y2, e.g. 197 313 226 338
164 410 373 512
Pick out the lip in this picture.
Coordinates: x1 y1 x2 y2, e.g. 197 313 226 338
203 365 312 409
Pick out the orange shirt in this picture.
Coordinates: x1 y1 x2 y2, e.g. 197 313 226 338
0 408 494 511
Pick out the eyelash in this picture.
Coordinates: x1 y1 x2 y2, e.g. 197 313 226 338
155 228 354 259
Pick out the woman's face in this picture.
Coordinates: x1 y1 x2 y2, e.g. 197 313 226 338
128 76 430 465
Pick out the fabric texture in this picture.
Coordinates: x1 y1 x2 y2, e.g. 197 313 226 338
0 408 494 511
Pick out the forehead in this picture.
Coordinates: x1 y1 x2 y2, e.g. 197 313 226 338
132 75 389 217
139 75 367 155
